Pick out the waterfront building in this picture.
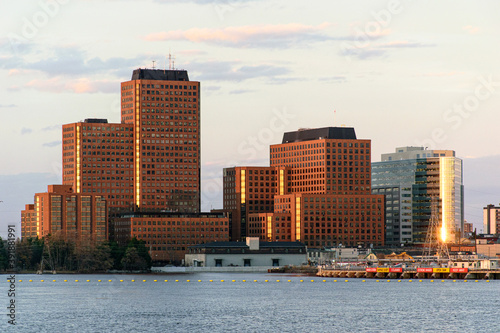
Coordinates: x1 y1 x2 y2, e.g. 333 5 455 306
110 211 229 264
371 146 464 245
224 127 385 247
21 185 107 242
483 204 500 235
185 237 307 268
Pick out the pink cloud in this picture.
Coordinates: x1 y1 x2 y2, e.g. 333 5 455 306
24 77 117 94
8 69 38 76
145 23 331 46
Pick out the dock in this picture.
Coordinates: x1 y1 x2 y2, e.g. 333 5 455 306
317 267 500 280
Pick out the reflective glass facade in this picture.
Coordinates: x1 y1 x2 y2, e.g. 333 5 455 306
372 148 463 245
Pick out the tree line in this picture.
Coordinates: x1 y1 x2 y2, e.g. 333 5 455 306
0 233 152 273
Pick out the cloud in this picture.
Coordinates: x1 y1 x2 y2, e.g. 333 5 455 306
24 77 118 94
318 76 347 83
377 41 435 48
145 23 332 48
1 46 144 78
21 128 32 135
188 60 291 82
340 40 435 60
422 72 462 77
229 89 255 94
26 47 142 77
42 141 62 148
42 125 61 132
463 25 480 34
341 47 387 60
0 104 17 108
203 85 221 91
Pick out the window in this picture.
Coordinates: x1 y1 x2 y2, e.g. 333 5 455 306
215 259 222 267
272 259 280 267
244 259 251 267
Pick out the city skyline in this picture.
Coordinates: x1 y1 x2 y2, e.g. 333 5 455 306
2 1 500 236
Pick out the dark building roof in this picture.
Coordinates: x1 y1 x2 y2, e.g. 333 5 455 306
189 241 306 249
84 119 108 124
131 68 190 81
282 127 357 143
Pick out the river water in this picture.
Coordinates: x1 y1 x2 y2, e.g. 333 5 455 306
2 273 499 332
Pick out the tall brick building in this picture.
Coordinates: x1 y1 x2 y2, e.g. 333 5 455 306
224 127 385 247
62 69 200 213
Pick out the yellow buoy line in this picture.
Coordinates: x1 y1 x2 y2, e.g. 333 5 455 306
14 278 492 283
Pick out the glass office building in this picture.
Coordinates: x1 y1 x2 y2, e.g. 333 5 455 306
372 147 464 245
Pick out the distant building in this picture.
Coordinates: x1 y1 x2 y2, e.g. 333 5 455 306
476 236 500 259
372 146 464 245
483 204 500 235
463 221 474 235
185 237 307 267
21 204 36 239
21 185 107 242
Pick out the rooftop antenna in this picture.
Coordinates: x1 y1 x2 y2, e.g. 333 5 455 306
152 60 156 69
172 55 176 70
168 52 172 70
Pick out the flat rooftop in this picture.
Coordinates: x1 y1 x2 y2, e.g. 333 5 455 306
282 127 357 143
130 68 190 81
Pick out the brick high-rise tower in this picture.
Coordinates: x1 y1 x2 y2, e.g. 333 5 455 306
121 69 201 213
62 69 201 214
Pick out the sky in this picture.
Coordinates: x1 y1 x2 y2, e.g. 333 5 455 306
1 0 500 238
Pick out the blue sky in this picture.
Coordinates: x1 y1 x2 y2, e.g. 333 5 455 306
1 0 500 237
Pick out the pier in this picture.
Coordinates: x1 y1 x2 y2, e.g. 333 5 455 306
317 267 500 280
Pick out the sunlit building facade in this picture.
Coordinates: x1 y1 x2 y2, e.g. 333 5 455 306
21 185 107 242
224 127 385 247
110 211 230 263
62 69 200 214
62 119 134 212
222 166 290 241
372 147 464 245
121 69 201 213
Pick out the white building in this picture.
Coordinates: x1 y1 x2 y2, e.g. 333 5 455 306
185 237 307 268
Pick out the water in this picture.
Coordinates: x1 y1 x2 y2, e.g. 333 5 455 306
2 273 499 332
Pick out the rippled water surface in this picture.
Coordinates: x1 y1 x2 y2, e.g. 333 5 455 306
2 273 499 332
